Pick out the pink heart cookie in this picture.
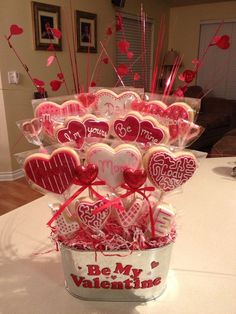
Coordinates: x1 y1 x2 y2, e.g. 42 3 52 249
24 147 80 194
87 143 142 189
76 198 111 231
34 100 86 138
144 146 197 192
162 102 195 141
94 89 141 117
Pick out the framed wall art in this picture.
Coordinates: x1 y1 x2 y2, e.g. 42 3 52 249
32 1 62 51
76 10 97 53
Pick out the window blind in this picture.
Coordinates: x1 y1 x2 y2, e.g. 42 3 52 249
116 14 154 91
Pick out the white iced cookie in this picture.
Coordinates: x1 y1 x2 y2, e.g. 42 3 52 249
94 89 141 118
86 143 142 189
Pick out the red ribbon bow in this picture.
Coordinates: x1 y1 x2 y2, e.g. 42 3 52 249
47 180 106 228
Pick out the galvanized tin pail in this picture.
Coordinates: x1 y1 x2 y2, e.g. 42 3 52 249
59 242 173 302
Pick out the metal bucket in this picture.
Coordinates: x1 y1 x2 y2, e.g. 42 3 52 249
59 242 173 302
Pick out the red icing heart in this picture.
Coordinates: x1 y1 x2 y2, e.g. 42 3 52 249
145 148 197 192
75 164 98 185
24 148 80 194
123 168 147 189
114 115 140 141
77 199 111 231
35 101 85 137
77 93 96 107
136 120 165 145
151 261 159 269
22 118 42 135
10 24 23 35
162 103 193 141
84 118 109 138
56 120 85 148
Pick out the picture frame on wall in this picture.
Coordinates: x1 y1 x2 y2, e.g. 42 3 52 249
76 10 97 53
31 1 62 51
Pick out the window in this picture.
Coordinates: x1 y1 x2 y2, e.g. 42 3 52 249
116 13 154 91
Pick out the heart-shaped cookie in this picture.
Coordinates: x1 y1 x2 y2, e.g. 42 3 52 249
113 112 169 145
55 119 86 148
22 118 42 135
116 198 146 228
144 146 197 192
24 147 80 194
113 114 140 141
83 116 109 138
94 89 141 117
87 143 142 189
162 102 195 141
76 198 111 231
35 100 86 138
77 93 97 108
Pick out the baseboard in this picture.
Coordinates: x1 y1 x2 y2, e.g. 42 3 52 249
0 169 24 181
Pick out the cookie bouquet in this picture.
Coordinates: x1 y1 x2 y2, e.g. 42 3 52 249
15 87 203 301
10 4 225 300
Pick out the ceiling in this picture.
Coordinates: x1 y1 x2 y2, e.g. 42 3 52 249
168 0 236 7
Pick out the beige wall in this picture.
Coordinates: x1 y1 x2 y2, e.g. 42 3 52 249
168 1 236 78
0 0 169 173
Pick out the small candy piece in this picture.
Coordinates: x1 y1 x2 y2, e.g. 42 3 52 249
143 145 197 192
87 143 142 189
24 147 80 194
76 198 111 231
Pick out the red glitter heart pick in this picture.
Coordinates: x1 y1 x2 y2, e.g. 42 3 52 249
123 168 147 189
10 24 23 36
76 164 98 185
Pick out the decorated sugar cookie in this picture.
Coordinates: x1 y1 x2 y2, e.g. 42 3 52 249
51 203 80 237
24 147 80 194
143 146 197 192
131 99 167 117
152 203 175 237
162 102 195 141
94 89 141 118
115 198 148 228
55 118 86 148
34 100 86 138
55 114 109 147
87 143 142 189
113 111 169 146
76 197 111 231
